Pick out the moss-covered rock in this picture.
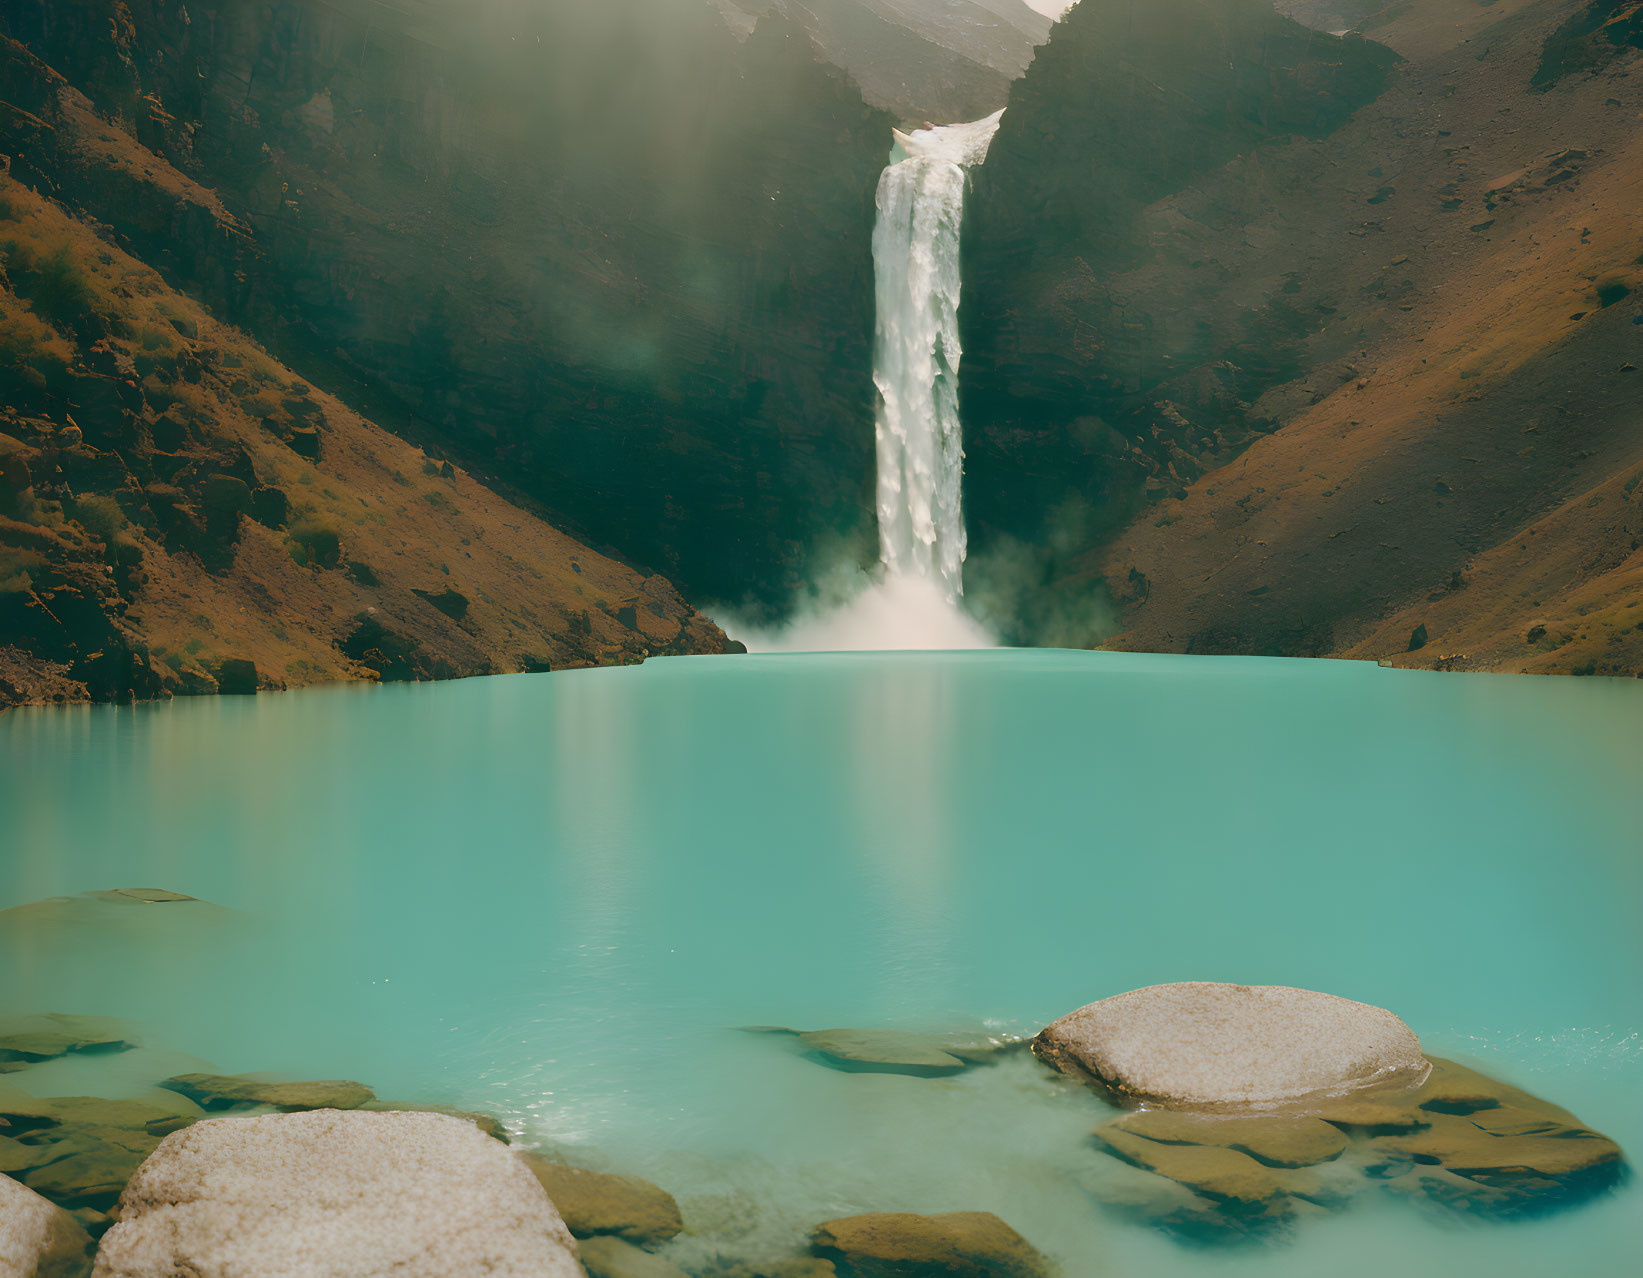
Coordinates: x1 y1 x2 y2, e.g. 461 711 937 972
518 1156 684 1246
809 1211 1054 1277
158 1073 375 1114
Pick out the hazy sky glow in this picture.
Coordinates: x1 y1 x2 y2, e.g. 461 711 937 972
1024 0 1075 15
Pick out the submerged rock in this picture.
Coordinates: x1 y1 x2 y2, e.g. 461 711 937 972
1033 983 1427 1105
809 1212 1054 1277
0 1172 94 1277
82 890 198 905
518 1156 684 1245
749 1026 1023 1079
1333 1057 1628 1220
577 1236 689 1278
1099 1112 1349 1170
91 1110 582 1277
1092 1124 1289 1214
0 1092 203 1214
158 1073 375 1113
1084 1054 1627 1239
0 1016 139 1067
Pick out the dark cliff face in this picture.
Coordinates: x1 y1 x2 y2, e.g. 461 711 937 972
958 0 1398 642
1 0 894 617
1534 0 1643 85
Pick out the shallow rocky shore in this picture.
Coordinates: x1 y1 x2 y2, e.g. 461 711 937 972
0 979 1630 1275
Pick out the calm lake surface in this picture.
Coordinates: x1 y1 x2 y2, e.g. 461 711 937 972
3 651 1640 1275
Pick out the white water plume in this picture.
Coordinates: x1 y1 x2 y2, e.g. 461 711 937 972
874 110 1001 597
731 112 1003 653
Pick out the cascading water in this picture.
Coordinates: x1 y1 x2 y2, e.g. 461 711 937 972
733 113 1002 651
872 110 1003 600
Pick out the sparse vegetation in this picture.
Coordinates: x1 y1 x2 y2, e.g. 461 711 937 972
66 493 130 543
6 242 97 326
0 298 73 386
287 515 343 567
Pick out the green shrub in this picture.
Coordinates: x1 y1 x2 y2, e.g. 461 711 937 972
68 493 129 542
0 299 73 380
288 515 342 568
24 245 95 325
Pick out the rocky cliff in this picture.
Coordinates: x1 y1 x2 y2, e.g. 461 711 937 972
0 0 895 620
962 0 1643 675
0 171 730 712
960 0 1399 641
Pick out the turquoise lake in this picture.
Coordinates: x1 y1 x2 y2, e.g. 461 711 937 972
2 650 1640 1275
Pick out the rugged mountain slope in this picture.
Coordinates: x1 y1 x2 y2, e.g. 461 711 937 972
960 0 1400 640
721 0 1050 120
962 0 1643 675
0 175 730 713
0 0 893 617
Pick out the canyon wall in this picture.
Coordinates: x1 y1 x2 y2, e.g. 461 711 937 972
963 0 1643 674
1 0 895 616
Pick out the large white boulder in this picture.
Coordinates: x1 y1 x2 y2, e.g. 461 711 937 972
91 1110 582 1277
1034 982 1426 1105
1 1172 93 1277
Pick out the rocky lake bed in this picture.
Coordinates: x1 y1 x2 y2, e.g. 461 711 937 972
1 971 1630 1277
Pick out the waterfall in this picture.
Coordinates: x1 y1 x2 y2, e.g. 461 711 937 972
872 110 1003 600
728 113 1003 652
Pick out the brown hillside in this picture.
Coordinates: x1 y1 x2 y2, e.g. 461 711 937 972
0 179 729 712
1103 0 1643 675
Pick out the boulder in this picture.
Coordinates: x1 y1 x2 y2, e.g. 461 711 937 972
0 1173 94 1278
724 1263 837 1278
158 1073 375 1113
1033 983 1426 1105
518 1156 683 1245
576 1236 688 1278
91 1110 582 1277
809 1212 1054 1277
